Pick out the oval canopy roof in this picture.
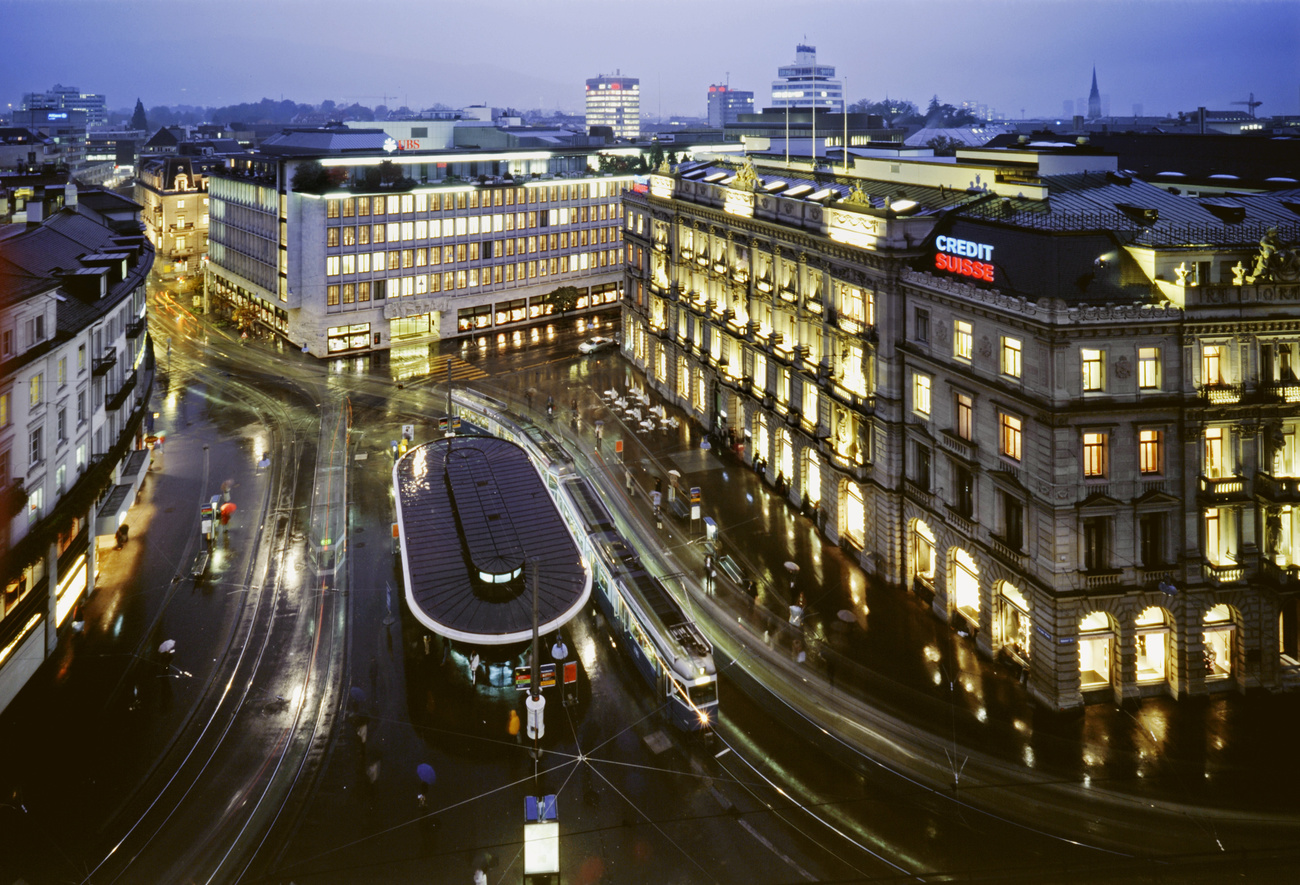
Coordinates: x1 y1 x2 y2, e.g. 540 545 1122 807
394 435 589 645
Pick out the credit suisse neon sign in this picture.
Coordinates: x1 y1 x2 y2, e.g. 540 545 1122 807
934 235 994 283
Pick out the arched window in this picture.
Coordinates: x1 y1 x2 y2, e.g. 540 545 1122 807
953 548 979 622
998 582 1030 662
1135 607 1171 684
1079 610 1114 688
844 482 864 548
914 520 935 584
1203 604 1235 678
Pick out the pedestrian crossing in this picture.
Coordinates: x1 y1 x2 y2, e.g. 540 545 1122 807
429 354 488 381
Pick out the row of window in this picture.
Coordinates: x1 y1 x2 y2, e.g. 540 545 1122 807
324 182 623 219
326 222 620 253
918 309 1173 391
911 374 1173 477
324 251 619 305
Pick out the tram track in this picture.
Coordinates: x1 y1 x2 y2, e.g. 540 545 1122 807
79 325 348 884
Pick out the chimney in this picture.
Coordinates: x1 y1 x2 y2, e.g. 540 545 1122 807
65 180 78 208
27 197 43 224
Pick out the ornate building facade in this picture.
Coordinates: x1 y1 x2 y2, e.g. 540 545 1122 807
620 147 1300 709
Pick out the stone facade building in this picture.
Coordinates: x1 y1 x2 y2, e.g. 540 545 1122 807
620 146 1300 709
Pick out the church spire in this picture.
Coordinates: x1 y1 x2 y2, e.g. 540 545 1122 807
1088 66 1101 119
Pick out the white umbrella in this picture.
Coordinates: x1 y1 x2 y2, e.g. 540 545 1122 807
604 388 618 398
784 561 800 574
668 469 682 478
641 420 655 431
158 639 176 654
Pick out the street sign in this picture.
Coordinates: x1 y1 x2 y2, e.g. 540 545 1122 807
563 660 577 685
438 417 449 430
691 504 701 520
689 486 701 504
615 439 623 453
514 663 557 690
452 416 462 430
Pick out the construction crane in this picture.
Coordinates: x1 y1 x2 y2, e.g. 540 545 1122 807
345 94 396 106
1231 93 1262 118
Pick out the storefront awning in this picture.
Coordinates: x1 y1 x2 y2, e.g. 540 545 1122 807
94 449 150 536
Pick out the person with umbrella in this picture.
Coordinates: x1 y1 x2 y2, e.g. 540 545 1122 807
416 763 435 809
220 501 236 531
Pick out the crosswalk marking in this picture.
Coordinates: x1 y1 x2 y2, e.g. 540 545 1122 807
429 354 487 380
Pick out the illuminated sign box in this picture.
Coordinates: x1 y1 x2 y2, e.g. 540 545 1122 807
935 235 994 283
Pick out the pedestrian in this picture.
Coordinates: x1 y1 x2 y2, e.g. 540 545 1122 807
793 637 807 664
508 708 521 744
473 870 487 885
115 523 129 549
470 652 480 686
745 579 758 616
788 595 805 629
625 468 634 496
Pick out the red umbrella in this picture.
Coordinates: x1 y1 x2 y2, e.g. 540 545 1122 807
221 502 237 517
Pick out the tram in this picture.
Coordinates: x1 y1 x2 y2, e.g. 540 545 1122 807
446 388 718 732
310 402 350 576
555 471 718 732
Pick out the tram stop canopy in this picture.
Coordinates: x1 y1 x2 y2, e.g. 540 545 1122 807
393 435 589 645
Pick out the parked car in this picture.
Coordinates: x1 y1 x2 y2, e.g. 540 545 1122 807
579 336 617 354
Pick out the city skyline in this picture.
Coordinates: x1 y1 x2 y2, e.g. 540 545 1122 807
2 0 1297 122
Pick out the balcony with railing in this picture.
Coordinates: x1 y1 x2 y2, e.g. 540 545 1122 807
1262 380 1300 403
1197 383 1242 405
1198 474 1248 503
1081 569 1124 590
105 370 137 413
1204 561 1245 585
126 318 146 338
92 348 117 377
1255 472 1300 505
991 535 1026 567
1261 559 1300 588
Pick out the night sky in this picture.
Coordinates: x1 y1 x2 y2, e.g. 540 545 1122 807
3 0 1297 119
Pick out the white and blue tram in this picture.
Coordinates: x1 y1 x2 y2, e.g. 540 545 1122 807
554 472 718 732
446 388 718 731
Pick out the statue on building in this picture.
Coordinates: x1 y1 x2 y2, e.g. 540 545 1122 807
1246 226 1300 283
731 158 759 192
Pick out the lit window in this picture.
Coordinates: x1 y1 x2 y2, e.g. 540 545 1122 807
1138 347 1160 389
954 320 972 360
326 256 340 277
30 372 42 406
1205 427 1224 477
1001 337 1022 379
1139 429 1163 475
913 373 931 416
956 393 973 440
1000 412 1022 461
1202 344 1227 386
1081 348 1105 391
1083 432 1108 478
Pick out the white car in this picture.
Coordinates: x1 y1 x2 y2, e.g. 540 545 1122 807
579 336 617 354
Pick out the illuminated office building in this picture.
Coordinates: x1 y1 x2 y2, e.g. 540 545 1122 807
707 85 754 128
585 74 640 141
206 131 641 357
621 145 1300 709
771 44 843 111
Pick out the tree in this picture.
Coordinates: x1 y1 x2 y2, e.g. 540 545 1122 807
291 160 330 192
231 303 260 335
130 99 148 132
541 285 581 316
